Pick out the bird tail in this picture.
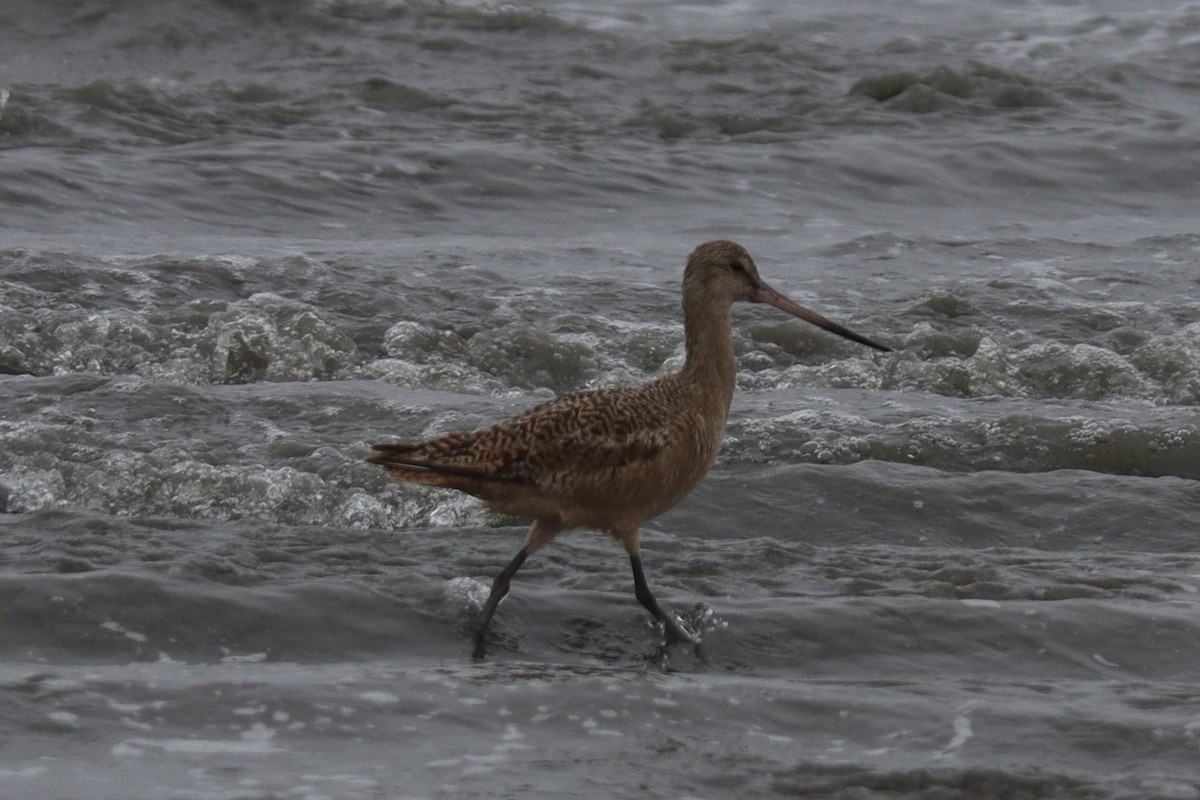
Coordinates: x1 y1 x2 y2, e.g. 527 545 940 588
367 441 524 496
368 442 488 481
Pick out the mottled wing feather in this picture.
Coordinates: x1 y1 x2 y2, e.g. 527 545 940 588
369 384 676 489
367 441 526 484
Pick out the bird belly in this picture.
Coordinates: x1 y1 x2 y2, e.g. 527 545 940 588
556 420 721 531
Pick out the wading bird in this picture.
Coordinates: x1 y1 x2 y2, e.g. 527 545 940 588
369 241 891 657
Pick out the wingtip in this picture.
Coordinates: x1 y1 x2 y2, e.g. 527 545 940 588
366 441 419 466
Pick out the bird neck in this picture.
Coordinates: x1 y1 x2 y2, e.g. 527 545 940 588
679 294 737 414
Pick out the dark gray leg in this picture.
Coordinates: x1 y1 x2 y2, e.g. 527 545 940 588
630 553 694 645
473 547 529 659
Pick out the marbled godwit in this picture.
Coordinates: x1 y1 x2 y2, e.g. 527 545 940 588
369 241 891 657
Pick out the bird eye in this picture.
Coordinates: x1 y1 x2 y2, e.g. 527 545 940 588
729 260 745 273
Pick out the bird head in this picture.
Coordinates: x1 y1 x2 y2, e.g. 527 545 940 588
683 240 892 352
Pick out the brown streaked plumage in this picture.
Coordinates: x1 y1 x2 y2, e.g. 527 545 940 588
369 240 891 658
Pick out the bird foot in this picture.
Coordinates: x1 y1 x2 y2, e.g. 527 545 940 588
654 615 705 663
661 603 722 662
649 635 707 669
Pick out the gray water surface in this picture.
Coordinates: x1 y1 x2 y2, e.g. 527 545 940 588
2 1 1199 798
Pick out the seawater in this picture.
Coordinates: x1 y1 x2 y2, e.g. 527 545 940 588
1 1 1199 798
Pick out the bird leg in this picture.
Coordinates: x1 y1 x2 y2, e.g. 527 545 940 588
473 546 529 659
629 552 694 646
